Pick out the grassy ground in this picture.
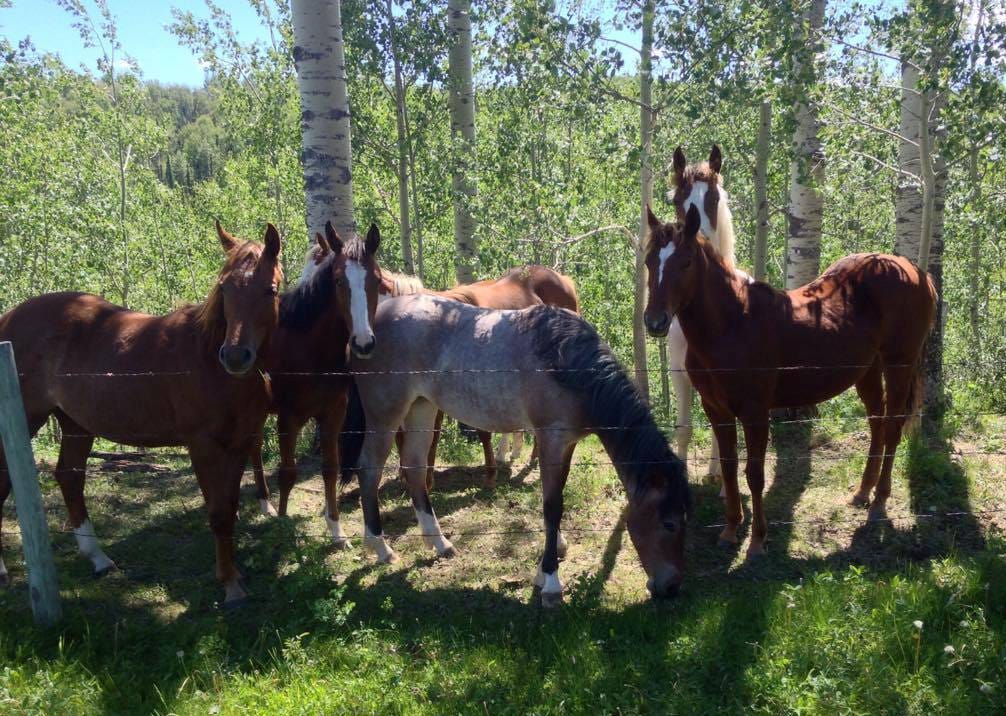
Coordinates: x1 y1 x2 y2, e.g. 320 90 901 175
1 413 1005 714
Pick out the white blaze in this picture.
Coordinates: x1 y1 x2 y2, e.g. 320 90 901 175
684 180 716 242
657 241 676 287
346 260 373 349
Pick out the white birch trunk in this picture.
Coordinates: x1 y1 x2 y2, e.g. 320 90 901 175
753 100 772 282
894 62 924 259
447 0 477 284
785 0 826 290
634 0 655 401
291 0 356 240
386 0 414 274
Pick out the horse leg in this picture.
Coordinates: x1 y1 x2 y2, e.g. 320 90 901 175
395 427 406 484
0 413 48 586
707 403 741 547
510 431 525 463
851 359 885 508
671 369 694 474
190 442 247 605
869 365 913 521
741 415 769 559
249 432 277 517
425 410 444 491
358 424 398 564
276 413 307 517
479 430 497 488
402 399 456 557
494 432 511 465
534 430 575 607
52 414 115 575
318 396 349 549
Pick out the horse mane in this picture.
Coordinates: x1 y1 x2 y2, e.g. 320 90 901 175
715 186 737 270
526 306 689 509
196 241 264 347
282 236 369 332
381 269 426 297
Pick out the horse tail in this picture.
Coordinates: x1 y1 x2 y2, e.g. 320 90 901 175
340 379 366 485
905 272 938 434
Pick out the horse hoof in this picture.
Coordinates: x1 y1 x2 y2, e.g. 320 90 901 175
850 494 871 508
439 545 459 559
94 562 118 578
332 538 350 551
744 550 766 564
867 506 888 522
540 590 564 608
259 499 279 517
378 551 400 565
222 596 248 611
717 538 738 550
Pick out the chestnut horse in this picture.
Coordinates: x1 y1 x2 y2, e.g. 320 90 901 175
665 145 753 482
341 295 690 604
248 223 382 549
0 223 283 604
644 206 936 559
373 265 580 488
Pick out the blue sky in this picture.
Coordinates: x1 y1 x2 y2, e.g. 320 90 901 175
0 0 271 86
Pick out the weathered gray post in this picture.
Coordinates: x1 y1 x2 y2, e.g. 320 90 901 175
0 342 61 626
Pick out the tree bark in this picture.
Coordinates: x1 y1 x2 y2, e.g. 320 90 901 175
785 0 826 290
634 0 655 401
291 0 356 240
447 0 477 284
753 99 771 282
385 0 414 274
894 62 923 259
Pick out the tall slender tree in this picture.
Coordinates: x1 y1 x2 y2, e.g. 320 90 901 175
291 0 356 240
634 0 656 401
447 0 478 283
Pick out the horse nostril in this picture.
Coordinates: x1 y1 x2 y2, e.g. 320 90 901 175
645 312 670 336
219 345 256 374
352 337 376 357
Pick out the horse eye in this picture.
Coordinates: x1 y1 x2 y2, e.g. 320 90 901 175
663 519 677 533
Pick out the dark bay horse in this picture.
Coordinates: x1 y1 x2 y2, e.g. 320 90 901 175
341 295 690 605
376 265 581 487
643 205 936 559
248 223 381 548
0 223 283 604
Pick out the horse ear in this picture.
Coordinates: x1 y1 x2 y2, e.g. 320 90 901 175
708 145 722 174
324 220 344 254
215 220 238 253
263 223 282 261
314 231 331 256
365 223 381 255
646 204 662 233
672 146 687 182
684 205 701 239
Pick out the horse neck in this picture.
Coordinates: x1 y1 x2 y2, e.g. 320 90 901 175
676 243 745 349
710 189 737 270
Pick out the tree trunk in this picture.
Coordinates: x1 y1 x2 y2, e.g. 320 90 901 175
634 0 655 402
385 0 414 274
291 0 356 240
753 99 771 282
785 0 826 290
447 0 477 284
894 62 923 259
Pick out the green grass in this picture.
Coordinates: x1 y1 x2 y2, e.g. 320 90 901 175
1 421 1005 714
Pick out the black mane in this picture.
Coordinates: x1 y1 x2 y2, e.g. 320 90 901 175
527 306 690 511
278 237 366 332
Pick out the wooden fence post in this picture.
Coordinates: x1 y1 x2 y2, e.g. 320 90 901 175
0 342 61 626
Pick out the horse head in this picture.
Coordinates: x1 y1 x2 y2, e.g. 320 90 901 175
213 221 283 375
643 204 702 337
669 145 735 265
625 464 690 598
320 221 382 359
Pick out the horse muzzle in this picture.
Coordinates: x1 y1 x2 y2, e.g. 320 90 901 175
350 335 376 359
219 345 256 376
644 310 671 338
647 566 682 599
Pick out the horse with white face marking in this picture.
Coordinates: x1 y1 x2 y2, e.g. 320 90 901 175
341 295 690 606
663 145 752 484
248 222 382 532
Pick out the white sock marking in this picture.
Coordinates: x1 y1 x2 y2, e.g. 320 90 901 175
346 260 374 351
258 499 278 517
325 513 348 545
510 432 524 462
534 565 562 595
73 519 115 573
494 433 511 464
363 525 395 562
414 509 453 554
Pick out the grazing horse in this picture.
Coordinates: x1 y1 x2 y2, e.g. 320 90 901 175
664 145 752 481
0 223 283 604
247 223 381 548
372 265 580 487
643 206 936 559
341 295 690 604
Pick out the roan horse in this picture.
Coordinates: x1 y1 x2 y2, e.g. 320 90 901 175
247 223 382 549
372 265 580 488
341 295 690 605
0 223 283 604
665 145 751 481
644 205 937 559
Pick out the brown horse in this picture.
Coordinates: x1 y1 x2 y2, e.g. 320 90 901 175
378 265 580 487
0 223 283 604
248 223 382 547
643 206 936 559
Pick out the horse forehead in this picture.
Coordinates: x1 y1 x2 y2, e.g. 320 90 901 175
657 241 676 285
